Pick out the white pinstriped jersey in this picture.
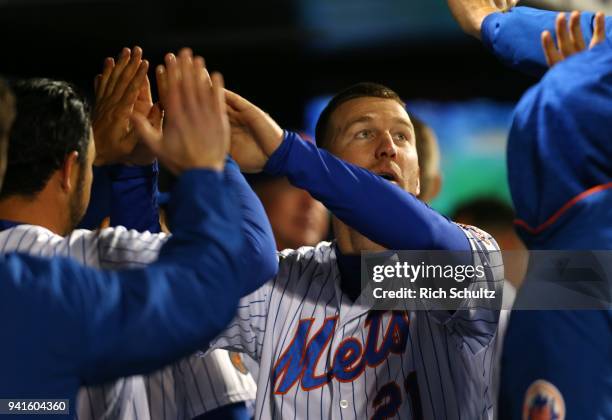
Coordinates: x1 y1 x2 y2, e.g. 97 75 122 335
211 225 503 420
0 224 256 420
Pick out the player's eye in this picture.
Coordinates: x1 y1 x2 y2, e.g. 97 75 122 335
355 129 373 139
393 132 409 142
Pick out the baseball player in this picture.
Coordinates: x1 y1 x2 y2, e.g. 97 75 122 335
0 50 275 419
447 2 612 418
0 50 258 416
87 48 260 420
188 82 505 419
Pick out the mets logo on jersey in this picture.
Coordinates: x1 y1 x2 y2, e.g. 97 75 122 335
272 311 409 394
522 380 566 420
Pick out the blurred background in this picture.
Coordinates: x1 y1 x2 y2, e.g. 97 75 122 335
0 0 607 216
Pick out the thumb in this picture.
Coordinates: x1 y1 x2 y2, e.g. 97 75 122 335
147 102 164 131
131 113 163 155
224 88 254 112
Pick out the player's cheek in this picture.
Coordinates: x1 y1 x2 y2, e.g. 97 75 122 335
400 148 418 172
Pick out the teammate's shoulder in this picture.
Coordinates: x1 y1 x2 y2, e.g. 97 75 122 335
0 224 62 248
96 226 169 242
277 241 336 272
455 223 500 252
0 223 57 236
278 241 333 261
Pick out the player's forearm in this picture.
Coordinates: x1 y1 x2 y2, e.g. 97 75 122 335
265 131 469 251
108 162 161 233
79 169 246 383
482 7 609 78
225 157 278 295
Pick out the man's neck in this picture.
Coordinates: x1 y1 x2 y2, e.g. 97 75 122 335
333 217 386 255
0 194 66 235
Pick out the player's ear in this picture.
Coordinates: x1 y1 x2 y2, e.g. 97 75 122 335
429 174 442 202
59 151 80 192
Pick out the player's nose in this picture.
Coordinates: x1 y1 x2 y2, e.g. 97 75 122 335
375 131 397 159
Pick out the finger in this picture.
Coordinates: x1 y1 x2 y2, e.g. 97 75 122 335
211 72 226 116
96 57 115 100
212 72 229 153
110 46 144 101
116 60 149 117
133 75 153 116
140 74 153 105
223 88 251 112
155 65 168 110
556 13 576 57
590 12 606 48
194 56 212 107
165 53 181 114
164 53 187 127
131 113 163 154
227 106 240 124
178 48 199 117
541 31 562 67
569 11 586 51
105 48 131 97
194 55 207 82
148 102 164 131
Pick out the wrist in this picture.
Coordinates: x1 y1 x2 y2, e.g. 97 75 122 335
470 6 498 39
263 130 298 176
263 125 285 157
188 159 225 173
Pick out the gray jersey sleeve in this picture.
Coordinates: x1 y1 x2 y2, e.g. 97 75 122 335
209 280 273 362
425 224 503 347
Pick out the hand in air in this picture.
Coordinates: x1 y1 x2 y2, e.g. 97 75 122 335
541 11 606 67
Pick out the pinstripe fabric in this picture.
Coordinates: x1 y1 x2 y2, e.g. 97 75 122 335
0 224 256 420
211 225 504 420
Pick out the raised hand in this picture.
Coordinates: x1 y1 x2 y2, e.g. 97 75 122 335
92 47 155 165
225 89 283 173
131 48 229 174
446 0 519 39
541 11 606 67
124 74 163 166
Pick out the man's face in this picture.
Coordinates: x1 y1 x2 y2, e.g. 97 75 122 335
326 97 420 195
67 129 95 231
259 178 329 250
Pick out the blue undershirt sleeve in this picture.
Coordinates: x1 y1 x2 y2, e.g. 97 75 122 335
224 157 278 295
78 166 112 229
481 7 612 78
108 162 161 232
